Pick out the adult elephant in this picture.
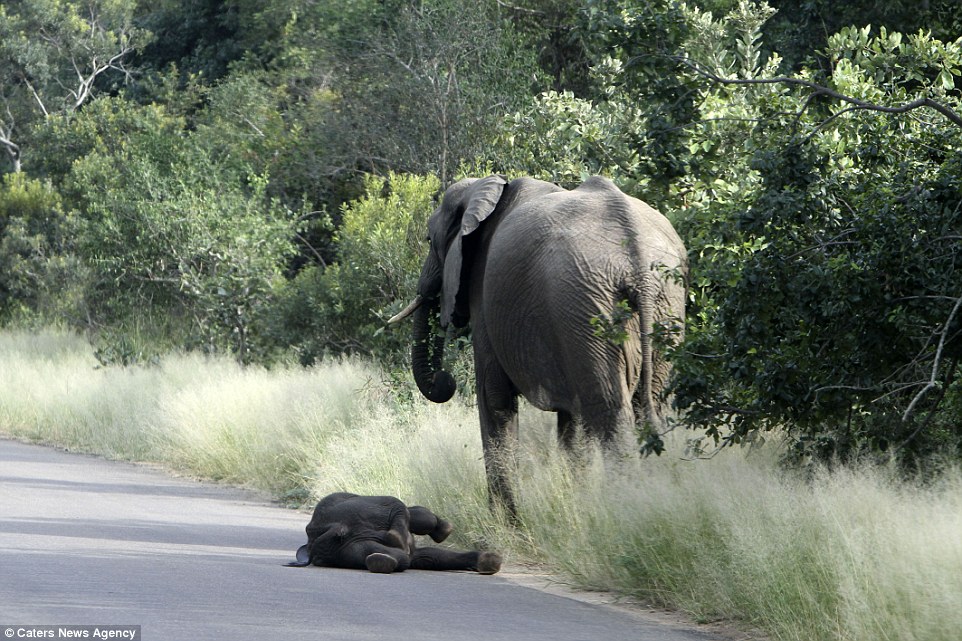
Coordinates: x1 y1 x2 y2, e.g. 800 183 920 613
390 175 687 509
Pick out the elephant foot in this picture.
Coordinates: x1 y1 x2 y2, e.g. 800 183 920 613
475 551 503 575
430 519 454 543
365 553 399 573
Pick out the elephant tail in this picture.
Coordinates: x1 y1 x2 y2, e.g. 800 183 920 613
623 257 688 432
625 272 657 428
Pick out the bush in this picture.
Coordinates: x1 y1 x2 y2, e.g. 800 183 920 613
0 173 89 326
267 172 439 365
671 20 962 466
38 97 301 362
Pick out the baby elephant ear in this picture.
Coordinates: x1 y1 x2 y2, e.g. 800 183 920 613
460 175 507 236
296 544 310 564
285 544 312 567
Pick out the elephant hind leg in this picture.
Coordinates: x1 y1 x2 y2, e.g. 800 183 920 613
408 506 453 543
557 410 579 449
476 551 503 575
365 552 399 573
410 547 502 574
343 541 411 572
583 400 635 452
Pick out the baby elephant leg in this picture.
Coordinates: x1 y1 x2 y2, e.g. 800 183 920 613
410 547 502 574
407 506 453 543
383 506 414 553
342 541 412 573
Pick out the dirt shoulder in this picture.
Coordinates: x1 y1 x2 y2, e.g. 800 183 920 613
500 564 769 641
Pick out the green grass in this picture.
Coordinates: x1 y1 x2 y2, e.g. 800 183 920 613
1 328 960 641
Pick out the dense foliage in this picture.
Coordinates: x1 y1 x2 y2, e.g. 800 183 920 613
1 0 960 466
671 17 962 466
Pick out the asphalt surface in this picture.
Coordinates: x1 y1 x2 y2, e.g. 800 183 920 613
0 438 722 641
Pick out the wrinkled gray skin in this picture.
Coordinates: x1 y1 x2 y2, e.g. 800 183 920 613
288 492 502 574
407 176 688 510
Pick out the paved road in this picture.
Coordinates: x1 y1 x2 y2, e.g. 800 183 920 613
0 438 719 641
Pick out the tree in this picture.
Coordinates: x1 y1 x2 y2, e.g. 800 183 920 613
0 173 80 323
668 9 962 465
762 0 962 72
496 0 699 203
267 172 439 365
38 97 299 362
0 0 148 173
290 0 543 186
495 0 962 465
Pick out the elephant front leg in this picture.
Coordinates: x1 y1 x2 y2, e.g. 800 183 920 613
383 504 414 553
478 389 520 515
473 328 521 515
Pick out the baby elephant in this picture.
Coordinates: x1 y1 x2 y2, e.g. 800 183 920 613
287 492 502 574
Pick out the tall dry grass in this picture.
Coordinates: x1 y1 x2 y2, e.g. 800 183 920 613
1 328 959 641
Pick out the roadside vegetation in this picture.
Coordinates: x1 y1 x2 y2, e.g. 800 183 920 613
1 328 960 641
1 1 961 640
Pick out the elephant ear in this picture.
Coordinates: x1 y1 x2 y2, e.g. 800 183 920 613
460 175 507 234
441 175 507 327
285 544 312 567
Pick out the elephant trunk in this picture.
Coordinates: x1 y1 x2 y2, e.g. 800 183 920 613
411 297 457 403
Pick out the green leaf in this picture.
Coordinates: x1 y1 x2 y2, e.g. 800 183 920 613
940 69 955 90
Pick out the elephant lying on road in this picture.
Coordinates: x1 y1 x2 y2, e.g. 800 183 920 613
287 492 502 574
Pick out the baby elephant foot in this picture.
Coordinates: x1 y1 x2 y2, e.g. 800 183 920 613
475 551 503 575
365 553 399 573
430 519 454 543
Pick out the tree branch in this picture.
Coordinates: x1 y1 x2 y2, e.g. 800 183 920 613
675 56 962 129
0 131 19 155
293 231 327 268
493 0 544 14
21 76 50 117
71 47 134 111
0 114 21 171
902 294 962 421
897 356 959 453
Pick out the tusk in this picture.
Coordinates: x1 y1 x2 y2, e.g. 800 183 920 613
387 295 424 325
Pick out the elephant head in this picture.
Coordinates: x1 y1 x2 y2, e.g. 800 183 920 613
390 175 507 403
301 522 350 566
